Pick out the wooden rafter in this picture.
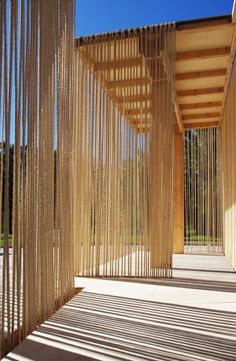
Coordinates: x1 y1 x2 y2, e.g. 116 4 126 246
184 121 220 129
107 77 150 89
130 120 151 125
95 57 141 71
118 93 152 103
182 112 220 120
176 69 226 81
126 107 151 115
176 47 230 61
177 87 224 97
180 101 222 110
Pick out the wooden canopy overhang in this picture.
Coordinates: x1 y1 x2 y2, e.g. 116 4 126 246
75 13 236 133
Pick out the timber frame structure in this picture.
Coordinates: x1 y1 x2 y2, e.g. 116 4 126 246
73 8 236 272
76 14 235 132
1 0 236 357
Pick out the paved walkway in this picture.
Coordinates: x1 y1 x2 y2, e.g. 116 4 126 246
4 255 236 361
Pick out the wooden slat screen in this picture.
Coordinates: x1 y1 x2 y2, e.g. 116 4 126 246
184 128 223 254
73 24 176 277
221 54 236 269
0 0 75 356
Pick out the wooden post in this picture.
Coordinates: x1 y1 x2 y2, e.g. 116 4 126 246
173 129 185 254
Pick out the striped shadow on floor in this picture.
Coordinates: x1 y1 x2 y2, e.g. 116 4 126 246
4 291 236 361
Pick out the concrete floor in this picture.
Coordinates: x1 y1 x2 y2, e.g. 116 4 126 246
3 254 236 361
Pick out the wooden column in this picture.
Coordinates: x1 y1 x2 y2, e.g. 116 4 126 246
173 129 185 254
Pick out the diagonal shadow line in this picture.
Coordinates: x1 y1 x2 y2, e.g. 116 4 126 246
93 276 236 293
173 267 236 274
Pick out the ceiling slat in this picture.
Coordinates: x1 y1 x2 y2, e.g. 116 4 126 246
177 87 224 97
182 112 220 120
184 121 220 129
176 69 226 81
180 101 222 110
176 47 230 61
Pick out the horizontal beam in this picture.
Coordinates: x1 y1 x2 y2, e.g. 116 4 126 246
176 47 230 61
107 77 150 89
176 16 231 31
180 101 222 110
127 107 151 115
177 87 224 97
130 120 151 125
75 17 232 47
176 69 227 81
182 112 220 120
95 57 142 71
184 121 220 129
119 94 152 103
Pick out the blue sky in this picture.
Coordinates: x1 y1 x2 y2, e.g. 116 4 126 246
75 0 233 37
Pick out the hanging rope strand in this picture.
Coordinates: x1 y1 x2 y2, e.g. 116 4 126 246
74 24 176 278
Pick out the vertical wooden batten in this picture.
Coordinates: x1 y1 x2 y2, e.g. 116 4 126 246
173 129 184 254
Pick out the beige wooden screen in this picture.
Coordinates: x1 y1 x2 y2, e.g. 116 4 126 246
222 54 236 270
74 24 176 278
0 0 75 356
184 128 223 254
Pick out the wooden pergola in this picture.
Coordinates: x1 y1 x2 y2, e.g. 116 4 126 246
1 0 236 357
75 13 236 133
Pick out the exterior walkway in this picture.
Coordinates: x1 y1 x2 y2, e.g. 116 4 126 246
3 255 236 361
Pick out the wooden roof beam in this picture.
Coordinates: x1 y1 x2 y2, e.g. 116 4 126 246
182 112 221 121
184 121 220 129
180 101 222 110
95 57 142 71
130 120 151 126
176 16 231 32
176 69 227 81
126 107 151 116
107 77 150 89
176 47 230 61
118 94 152 103
177 87 224 97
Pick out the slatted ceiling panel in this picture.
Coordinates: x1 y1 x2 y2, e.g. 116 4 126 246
78 36 154 132
176 18 233 129
76 16 234 132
